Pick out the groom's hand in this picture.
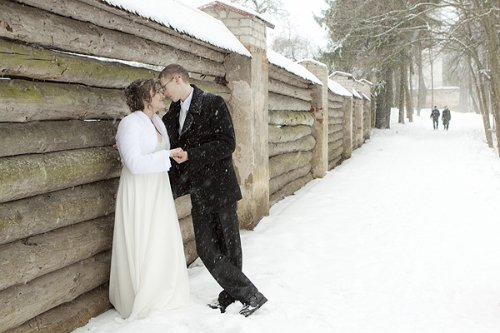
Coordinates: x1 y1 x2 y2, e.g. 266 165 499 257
170 148 188 164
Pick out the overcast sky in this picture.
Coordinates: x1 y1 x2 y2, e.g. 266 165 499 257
278 0 328 49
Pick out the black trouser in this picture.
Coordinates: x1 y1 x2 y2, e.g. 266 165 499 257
432 118 439 129
191 202 258 304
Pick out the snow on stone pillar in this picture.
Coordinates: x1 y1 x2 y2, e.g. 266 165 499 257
298 60 328 178
200 1 274 229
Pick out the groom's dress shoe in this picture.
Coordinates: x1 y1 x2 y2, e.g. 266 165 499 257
239 292 267 317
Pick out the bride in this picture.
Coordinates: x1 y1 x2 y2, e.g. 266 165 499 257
109 78 190 319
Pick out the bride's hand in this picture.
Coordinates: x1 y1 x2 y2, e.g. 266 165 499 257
170 147 183 158
170 148 188 163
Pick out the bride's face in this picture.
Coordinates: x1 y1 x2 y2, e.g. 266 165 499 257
148 89 165 112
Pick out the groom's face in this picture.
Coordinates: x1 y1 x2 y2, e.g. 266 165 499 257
160 76 181 102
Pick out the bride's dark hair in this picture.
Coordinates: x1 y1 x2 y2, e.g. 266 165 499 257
124 79 158 111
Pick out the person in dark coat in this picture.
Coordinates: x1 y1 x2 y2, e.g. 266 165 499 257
159 64 267 317
430 106 440 130
442 106 451 130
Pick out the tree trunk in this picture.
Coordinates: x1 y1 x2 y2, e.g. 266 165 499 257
375 66 392 129
467 56 494 148
398 54 405 124
405 54 414 122
479 3 500 156
416 38 427 116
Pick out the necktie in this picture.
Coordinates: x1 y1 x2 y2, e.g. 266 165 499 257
179 106 188 134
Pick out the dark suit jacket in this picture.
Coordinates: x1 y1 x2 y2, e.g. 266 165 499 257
163 85 242 212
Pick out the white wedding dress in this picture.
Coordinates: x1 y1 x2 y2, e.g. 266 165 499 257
109 112 190 320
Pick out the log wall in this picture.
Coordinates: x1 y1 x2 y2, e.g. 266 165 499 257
268 64 316 205
0 0 228 332
328 92 346 170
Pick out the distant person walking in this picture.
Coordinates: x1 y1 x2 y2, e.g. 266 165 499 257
430 106 440 130
442 106 451 130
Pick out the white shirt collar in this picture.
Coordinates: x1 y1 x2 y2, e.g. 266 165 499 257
180 88 194 111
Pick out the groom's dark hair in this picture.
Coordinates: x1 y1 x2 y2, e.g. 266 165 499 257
159 64 190 83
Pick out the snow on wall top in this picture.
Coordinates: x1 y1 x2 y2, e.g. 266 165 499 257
328 79 352 97
329 71 354 79
352 88 363 99
102 0 251 57
267 49 323 85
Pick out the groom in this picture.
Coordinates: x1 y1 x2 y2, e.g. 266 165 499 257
159 64 267 317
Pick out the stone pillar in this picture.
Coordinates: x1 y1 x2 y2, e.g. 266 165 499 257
298 60 328 178
342 97 353 160
201 3 270 229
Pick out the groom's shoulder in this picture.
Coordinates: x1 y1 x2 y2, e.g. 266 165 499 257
202 92 225 108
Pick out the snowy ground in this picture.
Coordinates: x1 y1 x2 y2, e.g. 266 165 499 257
74 110 500 333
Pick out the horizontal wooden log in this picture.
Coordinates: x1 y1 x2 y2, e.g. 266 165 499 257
184 239 198 266
0 147 121 203
0 252 110 333
269 92 312 112
328 117 344 126
328 155 342 170
0 216 113 292
268 125 312 144
4 285 110 333
269 64 311 89
328 124 344 135
269 110 314 127
0 179 118 245
328 141 344 156
269 151 312 179
0 79 127 122
269 135 315 157
0 38 156 88
0 39 231 96
0 1 225 77
179 215 195 243
0 120 117 157
329 109 344 119
329 94 347 104
270 173 313 206
268 78 312 102
270 164 311 195
328 131 344 144
16 0 226 63
328 101 344 109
